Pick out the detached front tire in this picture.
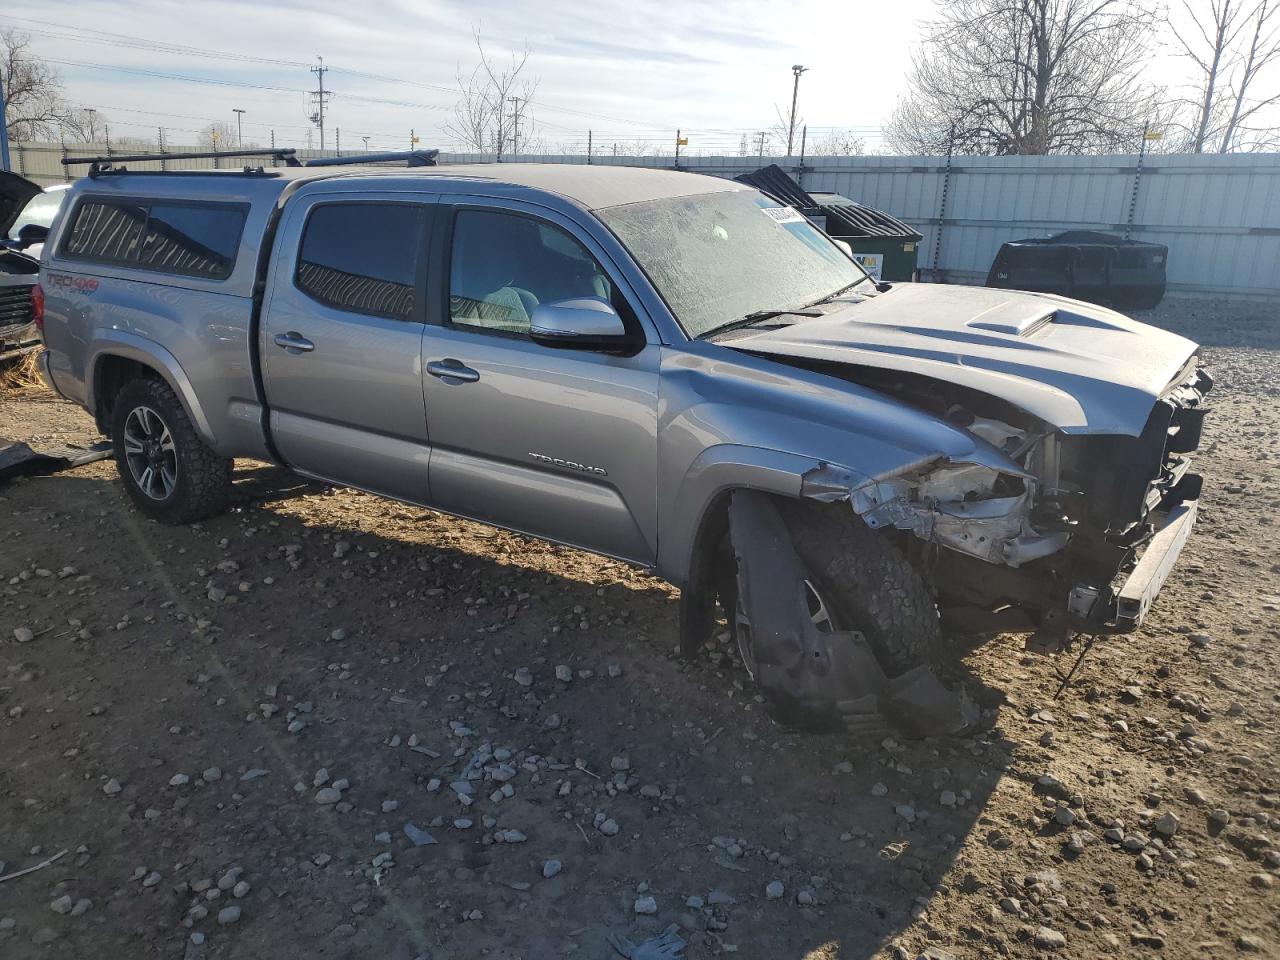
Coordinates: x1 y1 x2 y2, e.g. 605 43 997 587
111 377 232 524
725 499 944 679
779 501 944 676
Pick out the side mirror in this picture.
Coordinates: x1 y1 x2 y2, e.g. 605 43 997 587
15 223 49 250
529 297 640 353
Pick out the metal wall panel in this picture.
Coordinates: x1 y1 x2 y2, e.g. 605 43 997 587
15 143 1277 298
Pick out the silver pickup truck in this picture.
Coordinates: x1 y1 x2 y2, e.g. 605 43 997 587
36 153 1210 730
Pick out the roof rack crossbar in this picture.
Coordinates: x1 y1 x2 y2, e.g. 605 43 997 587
304 149 439 168
62 148 300 167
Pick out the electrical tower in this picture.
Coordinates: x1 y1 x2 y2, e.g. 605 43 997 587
753 131 770 158
507 97 525 157
309 57 332 150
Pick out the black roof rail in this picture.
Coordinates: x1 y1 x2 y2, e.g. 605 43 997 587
304 149 439 168
62 149 301 178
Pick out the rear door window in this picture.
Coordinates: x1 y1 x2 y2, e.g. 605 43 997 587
295 203 422 321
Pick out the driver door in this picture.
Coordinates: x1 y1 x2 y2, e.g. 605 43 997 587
421 199 660 564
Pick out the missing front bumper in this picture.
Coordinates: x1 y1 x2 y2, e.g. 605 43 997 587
1114 497 1198 629
1061 496 1199 637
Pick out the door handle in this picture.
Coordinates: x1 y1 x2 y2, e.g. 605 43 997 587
426 358 480 383
273 332 315 353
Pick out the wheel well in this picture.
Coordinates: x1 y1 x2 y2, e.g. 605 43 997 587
676 489 738 657
93 355 159 435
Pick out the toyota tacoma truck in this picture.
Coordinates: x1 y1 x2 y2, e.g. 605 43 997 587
35 152 1210 732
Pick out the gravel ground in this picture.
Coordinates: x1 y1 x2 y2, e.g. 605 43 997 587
0 296 1277 959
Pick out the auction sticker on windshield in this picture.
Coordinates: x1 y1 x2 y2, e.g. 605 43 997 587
760 206 806 224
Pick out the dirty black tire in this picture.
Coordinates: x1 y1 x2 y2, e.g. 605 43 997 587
777 499 944 676
110 376 232 524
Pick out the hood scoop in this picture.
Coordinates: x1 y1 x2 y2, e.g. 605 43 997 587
966 300 1056 337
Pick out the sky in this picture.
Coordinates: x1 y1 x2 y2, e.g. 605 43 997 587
4 0 1270 155
3 0 937 153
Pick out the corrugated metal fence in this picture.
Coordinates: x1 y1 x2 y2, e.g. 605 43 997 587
12 142 1280 299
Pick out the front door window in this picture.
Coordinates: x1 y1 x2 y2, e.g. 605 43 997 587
448 209 613 335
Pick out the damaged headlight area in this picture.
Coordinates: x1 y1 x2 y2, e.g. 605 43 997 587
803 457 1069 569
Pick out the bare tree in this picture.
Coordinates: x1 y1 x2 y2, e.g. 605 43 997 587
2 28 70 140
1171 1 1249 151
1174 0 1280 151
769 104 803 155
196 122 237 150
1222 0 1280 149
608 140 656 157
444 29 538 157
807 129 867 156
887 0 1160 155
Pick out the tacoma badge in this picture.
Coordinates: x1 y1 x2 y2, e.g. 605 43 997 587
529 452 607 476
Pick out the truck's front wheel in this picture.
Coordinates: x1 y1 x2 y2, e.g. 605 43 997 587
725 499 944 679
110 377 232 524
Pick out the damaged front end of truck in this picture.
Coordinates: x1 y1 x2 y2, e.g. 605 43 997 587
806 363 1210 645
722 357 1211 735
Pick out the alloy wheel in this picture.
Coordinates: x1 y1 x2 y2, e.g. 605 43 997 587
122 405 179 501
736 578 837 680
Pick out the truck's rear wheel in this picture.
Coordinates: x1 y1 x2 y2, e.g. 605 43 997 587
110 377 231 524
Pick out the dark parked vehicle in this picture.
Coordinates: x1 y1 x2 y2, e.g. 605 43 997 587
987 230 1168 310
1 172 69 362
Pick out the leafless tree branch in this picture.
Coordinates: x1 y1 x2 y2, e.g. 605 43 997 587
887 0 1161 155
443 28 539 157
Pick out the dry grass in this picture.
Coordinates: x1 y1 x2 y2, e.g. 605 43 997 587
0 350 44 396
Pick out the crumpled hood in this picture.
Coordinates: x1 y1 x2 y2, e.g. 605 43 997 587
725 283 1198 435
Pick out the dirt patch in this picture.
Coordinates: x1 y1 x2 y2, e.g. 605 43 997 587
0 298 1276 959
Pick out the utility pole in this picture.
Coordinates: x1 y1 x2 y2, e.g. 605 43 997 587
335 128 341 155
309 56 331 150
158 127 167 171
86 107 98 144
674 128 681 168
587 129 592 163
0 68 11 172
507 97 524 157
797 124 807 187
233 108 245 148
754 131 769 159
362 136 370 151
786 64 808 156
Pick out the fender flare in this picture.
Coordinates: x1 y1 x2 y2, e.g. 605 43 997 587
666 443 874 660
660 443 875 587
86 330 217 446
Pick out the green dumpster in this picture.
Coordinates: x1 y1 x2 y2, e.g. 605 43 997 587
807 192 923 283
733 166 923 282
